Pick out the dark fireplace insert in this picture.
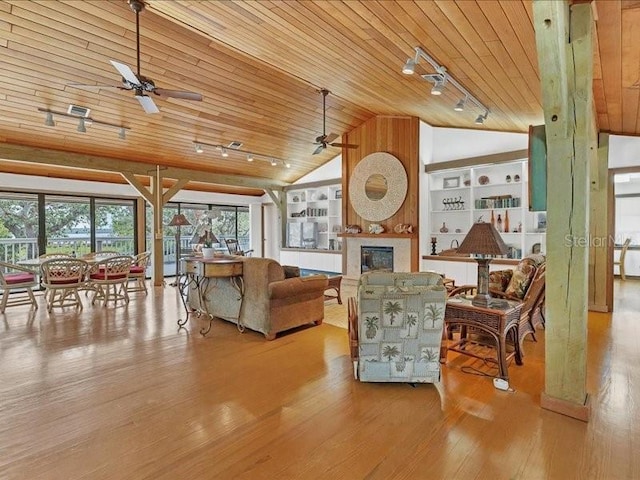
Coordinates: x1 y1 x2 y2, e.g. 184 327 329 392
361 246 393 273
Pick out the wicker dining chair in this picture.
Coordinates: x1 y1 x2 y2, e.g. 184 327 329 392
0 261 39 313
88 255 132 306
224 238 253 256
127 251 151 294
40 258 89 312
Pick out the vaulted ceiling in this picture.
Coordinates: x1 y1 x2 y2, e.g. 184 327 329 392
0 1 637 196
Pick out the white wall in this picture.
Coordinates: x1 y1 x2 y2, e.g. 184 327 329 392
294 154 342 184
428 127 528 164
609 135 640 168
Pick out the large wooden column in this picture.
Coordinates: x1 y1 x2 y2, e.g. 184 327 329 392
589 133 611 311
533 1 595 421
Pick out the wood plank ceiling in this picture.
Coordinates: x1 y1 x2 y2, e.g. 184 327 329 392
0 1 636 195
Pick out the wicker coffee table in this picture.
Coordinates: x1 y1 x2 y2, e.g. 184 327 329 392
442 297 523 380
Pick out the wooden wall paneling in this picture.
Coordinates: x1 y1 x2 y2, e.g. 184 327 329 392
342 115 419 271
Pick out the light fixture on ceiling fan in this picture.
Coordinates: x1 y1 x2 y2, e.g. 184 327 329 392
402 46 490 124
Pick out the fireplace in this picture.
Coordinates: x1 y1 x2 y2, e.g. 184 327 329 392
361 246 393 273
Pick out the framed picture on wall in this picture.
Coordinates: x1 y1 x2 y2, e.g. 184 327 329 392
335 189 342 199
443 177 460 189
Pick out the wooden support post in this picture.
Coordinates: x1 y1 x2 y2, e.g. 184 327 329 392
534 1 594 421
589 133 611 312
265 188 286 249
152 167 164 287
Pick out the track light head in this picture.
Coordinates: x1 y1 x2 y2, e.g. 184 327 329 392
270 158 277 166
430 79 445 96
118 127 126 140
221 147 229 157
44 112 55 127
402 58 416 75
77 117 86 133
284 161 291 168
454 98 466 112
247 154 254 162
475 111 489 125
195 143 203 153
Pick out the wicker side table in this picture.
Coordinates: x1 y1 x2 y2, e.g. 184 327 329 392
442 298 523 380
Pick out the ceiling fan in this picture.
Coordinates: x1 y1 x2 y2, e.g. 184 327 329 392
312 89 357 155
71 0 202 114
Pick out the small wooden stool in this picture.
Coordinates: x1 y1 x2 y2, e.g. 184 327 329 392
324 275 343 304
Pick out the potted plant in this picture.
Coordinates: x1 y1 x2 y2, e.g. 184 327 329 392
200 230 218 258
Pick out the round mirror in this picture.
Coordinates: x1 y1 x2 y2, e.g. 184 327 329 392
365 173 388 200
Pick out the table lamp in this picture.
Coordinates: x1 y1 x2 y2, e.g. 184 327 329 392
168 213 191 284
456 221 508 307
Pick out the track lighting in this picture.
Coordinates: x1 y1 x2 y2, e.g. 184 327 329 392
401 47 490 124
475 112 489 125
38 108 129 138
430 79 445 96
402 51 420 75
44 112 55 127
454 97 467 112
192 140 293 168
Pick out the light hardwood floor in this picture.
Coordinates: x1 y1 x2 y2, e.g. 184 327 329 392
1 279 639 479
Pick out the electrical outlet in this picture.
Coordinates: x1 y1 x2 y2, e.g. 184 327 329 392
493 378 510 391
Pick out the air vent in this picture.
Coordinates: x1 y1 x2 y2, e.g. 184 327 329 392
420 73 445 84
227 141 243 149
67 105 91 117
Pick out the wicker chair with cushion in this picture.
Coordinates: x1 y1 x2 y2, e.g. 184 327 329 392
224 238 254 256
0 261 39 313
348 271 447 383
127 251 151 294
88 255 132 306
41 258 89 312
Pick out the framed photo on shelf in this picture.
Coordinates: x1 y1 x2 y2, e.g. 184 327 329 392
536 212 547 231
335 189 342 199
443 177 460 189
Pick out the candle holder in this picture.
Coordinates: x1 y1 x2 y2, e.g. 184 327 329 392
431 237 437 255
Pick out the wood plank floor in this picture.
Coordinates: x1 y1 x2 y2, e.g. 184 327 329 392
1 280 639 479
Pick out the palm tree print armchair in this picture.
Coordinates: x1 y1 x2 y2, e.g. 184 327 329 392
348 271 447 383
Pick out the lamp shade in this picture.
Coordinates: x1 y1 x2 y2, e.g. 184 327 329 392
193 230 218 246
457 222 508 256
168 213 191 227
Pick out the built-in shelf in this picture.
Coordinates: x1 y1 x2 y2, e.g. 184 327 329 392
338 232 417 239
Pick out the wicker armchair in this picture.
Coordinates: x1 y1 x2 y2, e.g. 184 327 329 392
88 255 132 306
0 261 39 313
41 258 89 312
225 238 253 256
127 251 151 294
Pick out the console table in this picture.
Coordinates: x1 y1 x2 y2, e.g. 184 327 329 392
177 256 244 336
441 297 523 381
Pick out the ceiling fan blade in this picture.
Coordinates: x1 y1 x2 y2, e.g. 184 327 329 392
135 94 160 114
312 144 325 155
324 133 339 144
330 142 358 149
154 88 203 101
110 60 141 86
67 83 128 92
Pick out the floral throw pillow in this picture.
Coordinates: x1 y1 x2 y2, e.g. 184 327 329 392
504 258 537 299
489 270 513 292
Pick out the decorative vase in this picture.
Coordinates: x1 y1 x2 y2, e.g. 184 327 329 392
201 247 215 258
439 222 449 233
497 214 503 232
490 210 496 228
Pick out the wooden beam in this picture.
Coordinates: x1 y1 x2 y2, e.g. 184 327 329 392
162 179 189 205
152 167 164 287
423 149 529 173
534 0 593 421
121 171 154 205
265 188 287 249
589 133 611 312
534 1 571 138
0 143 289 190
